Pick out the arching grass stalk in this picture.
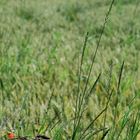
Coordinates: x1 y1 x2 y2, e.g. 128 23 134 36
113 61 124 125
73 32 89 135
72 0 116 139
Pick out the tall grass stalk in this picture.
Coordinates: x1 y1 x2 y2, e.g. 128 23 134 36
72 0 116 139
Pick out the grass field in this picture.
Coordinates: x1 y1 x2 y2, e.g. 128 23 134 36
0 0 140 139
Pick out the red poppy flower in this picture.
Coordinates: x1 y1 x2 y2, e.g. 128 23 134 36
7 132 15 139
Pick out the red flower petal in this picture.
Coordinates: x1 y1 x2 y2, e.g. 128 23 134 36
7 132 15 139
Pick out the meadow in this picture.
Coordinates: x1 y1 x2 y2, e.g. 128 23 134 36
0 0 140 139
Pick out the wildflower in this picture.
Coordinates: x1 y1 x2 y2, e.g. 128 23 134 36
7 132 15 139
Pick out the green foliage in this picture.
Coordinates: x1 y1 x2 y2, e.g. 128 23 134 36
0 0 140 140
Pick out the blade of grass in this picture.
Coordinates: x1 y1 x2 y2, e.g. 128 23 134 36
101 129 110 140
72 0 116 139
73 32 89 132
86 73 101 99
72 73 101 140
83 128 107 140
113 61 124 125
79 108 107 140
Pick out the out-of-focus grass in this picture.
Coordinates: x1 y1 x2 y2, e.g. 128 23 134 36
0 0 140 139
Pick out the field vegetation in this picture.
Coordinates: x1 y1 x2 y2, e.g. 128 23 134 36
0 0 140 139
